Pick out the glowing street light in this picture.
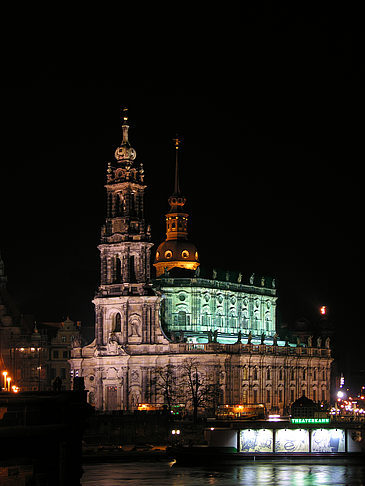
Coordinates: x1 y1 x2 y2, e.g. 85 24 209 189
320 306 327 315
2 371 8 389
6 377 11 391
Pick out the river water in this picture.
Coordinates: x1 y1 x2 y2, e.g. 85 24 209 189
81 461 365 485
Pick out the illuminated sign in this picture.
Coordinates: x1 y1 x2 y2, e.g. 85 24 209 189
275 429 309 453
291 418 330 424
240 429 273 453
312 429 345 452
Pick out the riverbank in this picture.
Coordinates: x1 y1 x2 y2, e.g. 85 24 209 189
82 444 170 463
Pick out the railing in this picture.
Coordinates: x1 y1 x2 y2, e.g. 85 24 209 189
169 342 331 357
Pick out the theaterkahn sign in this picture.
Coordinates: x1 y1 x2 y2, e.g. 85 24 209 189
290 418 330 424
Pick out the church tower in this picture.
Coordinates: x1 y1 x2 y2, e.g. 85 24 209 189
93 110 167 347
154 138 199 276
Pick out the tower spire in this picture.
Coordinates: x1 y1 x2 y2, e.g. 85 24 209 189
173 136 181 195
154 138 199 277
114 107 136 163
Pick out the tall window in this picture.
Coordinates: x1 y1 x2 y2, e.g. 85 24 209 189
178 311 186 327
253 368 258 380
267 368 271 380
114 313 121 332
115 256 121 283
129 255 136 282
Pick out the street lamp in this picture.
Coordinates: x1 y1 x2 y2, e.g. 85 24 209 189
2 371 8 390
6 377 11 391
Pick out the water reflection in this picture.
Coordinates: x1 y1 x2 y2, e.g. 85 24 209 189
81 462 365 486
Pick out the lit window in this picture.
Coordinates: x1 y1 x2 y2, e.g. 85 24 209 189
156 251 160 260
182 250 189 259
165 250 172 259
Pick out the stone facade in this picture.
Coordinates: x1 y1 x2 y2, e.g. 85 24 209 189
70 114 333 415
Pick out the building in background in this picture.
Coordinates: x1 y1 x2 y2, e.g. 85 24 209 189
7 318 81 392
70 113 333 415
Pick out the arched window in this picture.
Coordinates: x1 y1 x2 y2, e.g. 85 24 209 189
113 313 121 332
242 367 248 380
267 368 271 380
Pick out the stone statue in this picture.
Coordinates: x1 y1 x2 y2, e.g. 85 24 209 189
296 336 301 346
213 329 218 342
325 337 330 349
250 273 255 285
212 268 217 280
261 277 265 287
317 336 322 348
71 334 82 348
237 272 242 284
207 330 213 343
225 271 230 281
272 278 276 289
261 332 266 344
247 331 252 344
236 331 242 344
273 333 278 346
307 335 313 347
195 266 200 277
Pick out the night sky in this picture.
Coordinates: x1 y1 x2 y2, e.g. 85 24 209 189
1 10 362 385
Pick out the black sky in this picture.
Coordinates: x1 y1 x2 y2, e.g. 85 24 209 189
1 8 362 382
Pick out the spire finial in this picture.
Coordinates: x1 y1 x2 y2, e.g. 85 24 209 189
122 107 128 125
173 135 181 195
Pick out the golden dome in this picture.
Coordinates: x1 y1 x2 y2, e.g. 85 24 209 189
154 240 199 276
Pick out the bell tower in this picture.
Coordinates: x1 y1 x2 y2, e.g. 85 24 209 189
93 110 167 347
154 138 199 276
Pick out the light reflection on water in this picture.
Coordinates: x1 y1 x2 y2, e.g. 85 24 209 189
81 461 365 486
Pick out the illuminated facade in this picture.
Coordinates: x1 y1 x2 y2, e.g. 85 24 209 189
154 271 277 343
70 115 333 414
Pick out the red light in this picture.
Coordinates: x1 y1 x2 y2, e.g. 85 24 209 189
320 306 327 315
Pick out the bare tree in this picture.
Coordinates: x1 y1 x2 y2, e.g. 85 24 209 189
179 358 221 423
153 364 178 414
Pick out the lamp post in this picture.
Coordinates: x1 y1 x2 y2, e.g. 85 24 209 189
6 376 11 391
2 371 8 390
